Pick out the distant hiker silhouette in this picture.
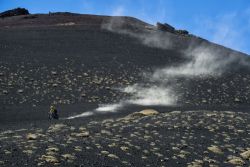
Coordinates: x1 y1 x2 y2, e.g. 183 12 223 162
49 105 59 120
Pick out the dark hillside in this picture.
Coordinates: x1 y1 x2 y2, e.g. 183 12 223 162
0 12 250 123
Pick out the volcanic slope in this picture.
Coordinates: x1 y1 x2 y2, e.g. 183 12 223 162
1 11 250 167
0 13 250 123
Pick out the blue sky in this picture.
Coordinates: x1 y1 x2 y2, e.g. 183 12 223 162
1 0 250 54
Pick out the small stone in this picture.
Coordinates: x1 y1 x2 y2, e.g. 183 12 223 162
52 83 58 87
108 143 116 148
74 146 82 152
101 151 109 155
46 147 59 152
81 93 86 97
202 99 207 103
120 146 129 152
62 154 76 160
23 150 33 155
79 127 86 131
4 150 11 154
26 133 38 140
3 90 8 94
41 155 59 163
234 98 240 102
51 71 57 75
107 154 119 159
17 89 24 93
48 124 67 133
75 131 89 137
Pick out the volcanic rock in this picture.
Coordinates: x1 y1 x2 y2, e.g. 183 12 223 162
156 22 175 33
0 8 29 18
240 150 250 160
139 109 159 116
40 155 59 163
26 133 38 140
207 145 223 154
124 109 159 120
228 157 245 166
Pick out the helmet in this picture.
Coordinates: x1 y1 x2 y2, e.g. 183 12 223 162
50 105 55 110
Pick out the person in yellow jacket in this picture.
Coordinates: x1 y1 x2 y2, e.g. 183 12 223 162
49 105 59 120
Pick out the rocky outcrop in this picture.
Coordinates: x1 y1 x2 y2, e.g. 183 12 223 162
175 29 189 35
123 109 159 120
156 22 189 36
0 8 29 18
156 22 175 33
138 109 159 116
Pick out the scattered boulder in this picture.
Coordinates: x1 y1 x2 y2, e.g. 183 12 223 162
51 71 58 75
17 89 24 93
23 150 34 155
74 146 82 152
234 97 241 102
187 160 204 167
107 154 119 159
139 109 159 116
3 90 8 95
47 124 67 133
120 146 129 152
240 150 250 160
40 155 59 163
75 131 89 137
26 133 38 140
62 154 76 163
0 8 29 18
101 151 109 155
46 147 59 153
228 157 245 166
123 109 159 120
207 146 223 154
52 83 58 88
62 154 76 160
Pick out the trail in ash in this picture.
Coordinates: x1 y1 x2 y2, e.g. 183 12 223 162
67 17 247 119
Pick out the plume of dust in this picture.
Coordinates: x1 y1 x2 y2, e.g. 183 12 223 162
95 103 124 112
102 17 173 50
67 17 245 119
67 111 94 119
123 85 176 106
152 46 238 80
